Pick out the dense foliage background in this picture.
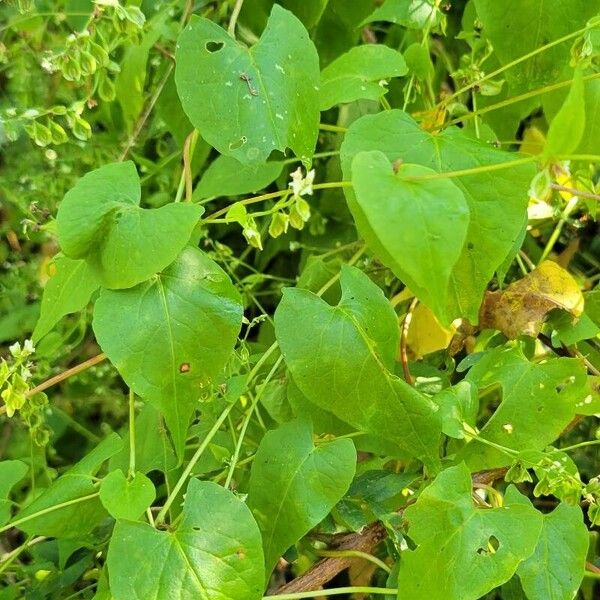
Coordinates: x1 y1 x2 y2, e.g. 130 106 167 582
1 0 600 598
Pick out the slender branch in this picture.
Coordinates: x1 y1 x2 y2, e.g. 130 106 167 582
551 184 600 202
128 388 136 478
273 468 507 594
266 588 397 599
442 22 598 105
227 0 245 37
26 353 107 398
400 297 418 384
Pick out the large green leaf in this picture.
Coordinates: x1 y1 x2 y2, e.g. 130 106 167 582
17 434 122 538
340 110 534 323
93 247 243 457
107 479 264 600
459 347 589 470
56 161 201 289
510 492 589 600
0 460 28 526
33 255 100 343
175 5 320 165
275 265 441 470
319 45 408 110
397 463 543 600
247 418 356 572
474 0 600 95
351 150 470 324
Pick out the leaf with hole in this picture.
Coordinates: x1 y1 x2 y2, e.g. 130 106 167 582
175 5 320 165
397 463 543 600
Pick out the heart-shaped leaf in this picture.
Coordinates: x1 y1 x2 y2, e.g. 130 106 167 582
247 418 356 572
340 110 534 323
56 161 202 289
107 479 265 600
351 150 470 323
99 470 155 521
397 463 543 600
93 247 243 457
275 265 441 471
175 5 320 165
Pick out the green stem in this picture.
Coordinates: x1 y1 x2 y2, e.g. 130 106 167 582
128 388 136 478
227 0 245 37
0 493 99 535
443 22 598 105
404 155 538 182
224 355 283 488
154 402 238 525
319 123 348 133
264 587 398 599
559 439 600 453
539 196 579 263
446 72 600 127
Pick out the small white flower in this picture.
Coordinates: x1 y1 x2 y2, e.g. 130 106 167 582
23 339 35 355
9 342 21 358
289 167 315 198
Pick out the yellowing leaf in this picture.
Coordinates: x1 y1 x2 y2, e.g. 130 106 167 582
480 261 584 339
406 303 455 359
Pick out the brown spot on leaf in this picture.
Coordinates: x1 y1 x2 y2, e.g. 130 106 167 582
179 363 190 373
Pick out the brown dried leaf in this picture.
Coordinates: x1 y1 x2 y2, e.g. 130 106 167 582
479 261 584 339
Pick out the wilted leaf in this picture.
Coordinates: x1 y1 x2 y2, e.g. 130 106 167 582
480 261 584 339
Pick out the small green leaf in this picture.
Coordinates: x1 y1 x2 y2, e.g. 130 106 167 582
92 247 243 457
350 150 470 324
194 155 285 200
511 494 589 600
247 418 356 572
544 68 585 159
459 347 589 470
175 5 320 164
99 470 155 521
275 265 441 470
107 479 264 600
319 45 408 110
56 161 202 289
0 460 28 526
397 463 543 600
33 255 100 343
361 0 441 29
16 434 123 538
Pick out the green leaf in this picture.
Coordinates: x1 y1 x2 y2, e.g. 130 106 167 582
474 0 600 94
108 404 177 475
0 460 28 526
194 155 284 200
397 463 543 600
107 479 264 600
340 110 534 323
350 150 470 324
17 434 123 538
511 493 589 600
247 418 356 572
99 470 155 521
459 347 589 470
56 161 202 289
275 265 441 470
544 68 585 159
32 255 100 343
175 5 320 165
92 247 243 457
361 0 441 29
319 45 408 110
